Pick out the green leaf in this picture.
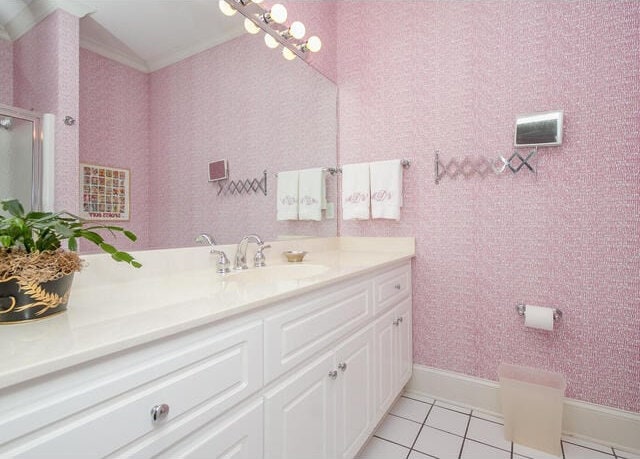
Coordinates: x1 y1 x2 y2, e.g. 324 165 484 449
1 199 24 217
0 235 13 247
123 230 137 242
68 237 77 251
99 243 118 254
78 230 104 245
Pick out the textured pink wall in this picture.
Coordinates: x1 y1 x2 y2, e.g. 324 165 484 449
13 10 79 213
148 33 337 248
336 1 640 412
79 48 151 251
283 0 337 83
0 39 13 105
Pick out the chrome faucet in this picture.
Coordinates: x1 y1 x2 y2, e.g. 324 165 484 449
234 234 268 270
195 233 230 274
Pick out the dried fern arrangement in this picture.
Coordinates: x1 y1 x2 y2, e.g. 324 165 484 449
0 199 140 322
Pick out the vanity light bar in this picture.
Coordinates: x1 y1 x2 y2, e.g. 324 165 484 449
219 0 320 61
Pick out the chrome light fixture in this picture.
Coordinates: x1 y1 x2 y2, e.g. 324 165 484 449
218 0 322 62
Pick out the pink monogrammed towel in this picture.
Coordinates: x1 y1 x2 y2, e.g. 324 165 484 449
277 170 299 220
370 159 402 220
341 163 370 220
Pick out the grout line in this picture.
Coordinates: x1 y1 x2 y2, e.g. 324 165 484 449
372 435 411 451
465 438 514 455
388 412 424 425
404 403 435 459
562 440 616 457
402 394 434 405
458 411 472 459
510 440 514 459
470 413 504 426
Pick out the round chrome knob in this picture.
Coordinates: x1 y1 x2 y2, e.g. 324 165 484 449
338 362 347 372
394 284 401 290
393 319 400 326
398 316 403 323
150 404 170 423
328 370 338 380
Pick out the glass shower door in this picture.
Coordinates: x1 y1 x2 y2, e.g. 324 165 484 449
0 104 43 211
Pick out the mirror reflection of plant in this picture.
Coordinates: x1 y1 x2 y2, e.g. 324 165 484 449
0 199 141 268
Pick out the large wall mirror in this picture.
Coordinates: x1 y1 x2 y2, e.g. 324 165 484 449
1 0 337 251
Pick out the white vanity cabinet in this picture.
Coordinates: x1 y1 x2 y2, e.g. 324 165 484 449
0 260 412 459
264 326 375 459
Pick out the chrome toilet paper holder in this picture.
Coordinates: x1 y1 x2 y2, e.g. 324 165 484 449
516 304 563 321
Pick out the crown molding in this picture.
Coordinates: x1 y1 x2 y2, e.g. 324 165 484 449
4 0 95 41
145 31 245 73
79 36 149 74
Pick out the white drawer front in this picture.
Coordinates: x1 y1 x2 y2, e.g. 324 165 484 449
1 321 263 458
156 400 263 459
374 263 411 314
264 279 373 383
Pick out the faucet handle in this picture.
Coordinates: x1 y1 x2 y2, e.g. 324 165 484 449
254 244 271 268
211 250 230 274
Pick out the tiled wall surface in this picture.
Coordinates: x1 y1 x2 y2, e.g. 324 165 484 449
336 1 640 412
148 33 337 248
0 39 13 105
13 10 79 213
79 49 151 251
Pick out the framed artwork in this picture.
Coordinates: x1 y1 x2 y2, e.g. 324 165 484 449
79 163 130 221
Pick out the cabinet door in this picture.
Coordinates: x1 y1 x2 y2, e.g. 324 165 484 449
395 297 413 391
335 326 375 459
156 400 263 459
374 308 398 417
264 353 336 459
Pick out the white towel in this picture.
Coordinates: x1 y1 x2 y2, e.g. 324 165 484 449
298 168 325 221
370 159 403 220
277 170 299 220
341 163 370 220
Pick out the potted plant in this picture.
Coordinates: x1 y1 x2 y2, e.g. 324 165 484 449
0 199 141 323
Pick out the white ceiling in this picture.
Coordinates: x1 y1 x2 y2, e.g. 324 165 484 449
0 0 246 72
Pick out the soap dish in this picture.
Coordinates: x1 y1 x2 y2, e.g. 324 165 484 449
283 250 307 263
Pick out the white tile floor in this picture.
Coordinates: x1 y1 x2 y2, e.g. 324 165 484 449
357 392 639 459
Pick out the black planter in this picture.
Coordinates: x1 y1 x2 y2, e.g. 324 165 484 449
0 273 74 323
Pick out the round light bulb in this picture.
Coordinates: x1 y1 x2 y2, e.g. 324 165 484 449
264 33 279 49
269 3 287 24
282 47 296 60
244 18 260 34
305 35 321 52
289 21 306 40
218 0 237 16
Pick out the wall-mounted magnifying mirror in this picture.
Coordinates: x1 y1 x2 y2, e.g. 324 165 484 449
515 110 563 147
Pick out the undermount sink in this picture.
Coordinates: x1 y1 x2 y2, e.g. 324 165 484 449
222 264 330 283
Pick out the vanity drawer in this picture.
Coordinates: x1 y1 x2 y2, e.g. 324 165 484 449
374 263 411 314
0 321 263 458
264 279 373 383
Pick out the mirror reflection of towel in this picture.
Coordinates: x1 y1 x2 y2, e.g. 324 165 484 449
298 168 325 221
277 170 299 220
370 159 402 220
341 163 370 220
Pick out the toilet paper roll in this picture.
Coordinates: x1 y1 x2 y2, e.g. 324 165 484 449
524 305 555 331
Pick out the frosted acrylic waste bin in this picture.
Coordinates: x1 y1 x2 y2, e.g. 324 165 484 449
498 364 566 457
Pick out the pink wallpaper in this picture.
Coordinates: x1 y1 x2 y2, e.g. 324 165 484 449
283 0 337 83
13 10 79 213
79 48 151 252
0 39 12 105
148 33 337 248
336 1 640 412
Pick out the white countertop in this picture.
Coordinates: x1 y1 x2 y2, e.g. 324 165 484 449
0 237 414 390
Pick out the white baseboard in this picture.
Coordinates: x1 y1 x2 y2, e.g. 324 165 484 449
406 364 640 453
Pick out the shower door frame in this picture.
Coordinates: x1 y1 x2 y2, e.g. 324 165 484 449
0 103 44 211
